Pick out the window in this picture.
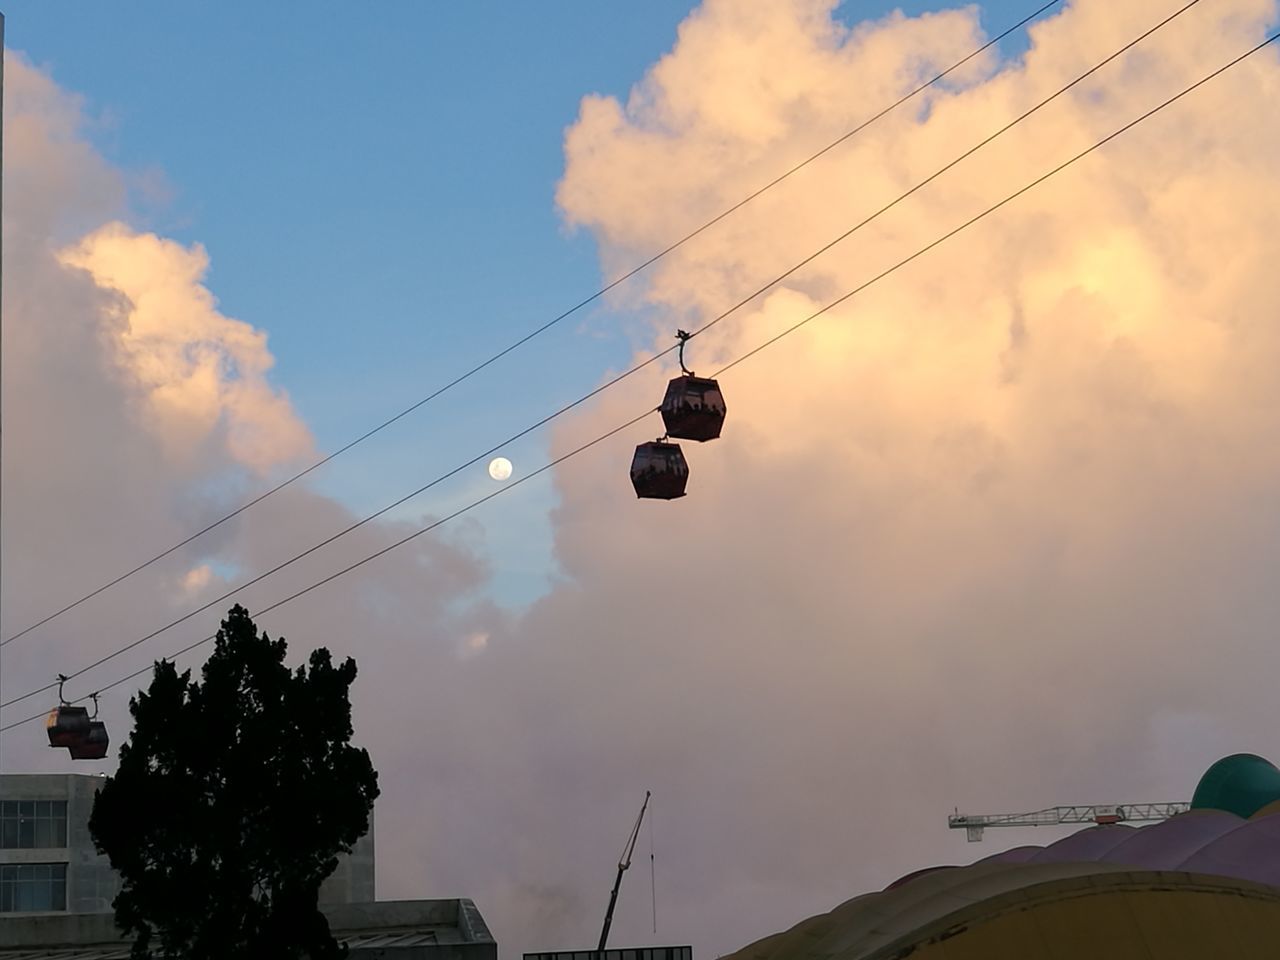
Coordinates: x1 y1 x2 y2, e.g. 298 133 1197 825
0 863 67 912
0 801 68 849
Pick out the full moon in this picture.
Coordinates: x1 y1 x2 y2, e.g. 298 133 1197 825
487 457 513 481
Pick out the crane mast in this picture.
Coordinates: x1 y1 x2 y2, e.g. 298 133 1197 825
949 801 1191 841
598 791 650 954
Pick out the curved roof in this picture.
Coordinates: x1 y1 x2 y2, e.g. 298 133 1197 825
1099 809 1238 869
968 808 1280 885
975 844 1041 865
1027 822 1136 862
721 866 1280 960
721 754 1280 960
1180 811 1280 888
1190 753 1280 818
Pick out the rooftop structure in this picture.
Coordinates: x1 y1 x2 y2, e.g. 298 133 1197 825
0 898 496 960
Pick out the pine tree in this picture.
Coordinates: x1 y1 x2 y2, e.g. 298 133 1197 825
89 605 380 960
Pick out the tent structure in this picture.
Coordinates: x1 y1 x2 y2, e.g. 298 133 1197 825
720 754 1280 960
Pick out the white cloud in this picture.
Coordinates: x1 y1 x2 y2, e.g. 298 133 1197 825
58 223 314 474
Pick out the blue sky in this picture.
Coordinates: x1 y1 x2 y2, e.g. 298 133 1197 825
2 0 1041 607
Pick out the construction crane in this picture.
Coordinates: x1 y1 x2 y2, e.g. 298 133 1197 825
948 801 1191 842
598 791 651 953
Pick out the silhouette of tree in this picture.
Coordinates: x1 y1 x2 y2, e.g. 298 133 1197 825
90 605 379 960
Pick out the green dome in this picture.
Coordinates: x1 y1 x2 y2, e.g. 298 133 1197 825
1191 754 1280 819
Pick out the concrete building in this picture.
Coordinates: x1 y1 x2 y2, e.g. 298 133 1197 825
0 773 373 914
0 898 496 960
0 774 494 960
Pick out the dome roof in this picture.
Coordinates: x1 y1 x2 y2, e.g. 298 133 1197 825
717 755 1280 960
1190 753 1280 818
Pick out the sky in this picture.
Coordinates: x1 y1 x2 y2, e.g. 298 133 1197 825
4 0 1280 957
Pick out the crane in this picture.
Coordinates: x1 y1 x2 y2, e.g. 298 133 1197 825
948 801 1191 841
598 791 651 954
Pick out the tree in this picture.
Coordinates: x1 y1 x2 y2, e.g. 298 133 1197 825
90 605 380 960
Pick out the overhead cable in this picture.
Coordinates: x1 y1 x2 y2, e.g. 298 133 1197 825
4 17 1271 733
0 0 1205 710
1 0 1066 648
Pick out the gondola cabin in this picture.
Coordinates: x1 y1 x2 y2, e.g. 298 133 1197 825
69 722 109 761
660 375 726 442
631 441 689 500
46 705 91 749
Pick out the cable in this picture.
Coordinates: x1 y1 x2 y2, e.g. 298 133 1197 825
0 0 1208 712
1 1 1066 648
5 21 1272 734
4 408 656 728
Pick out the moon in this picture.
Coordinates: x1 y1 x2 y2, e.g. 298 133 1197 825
487 457 513 481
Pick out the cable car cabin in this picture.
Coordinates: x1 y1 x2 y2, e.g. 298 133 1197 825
68 722 109 761
660 375 726 442
631 441 689 500
46 705 91 749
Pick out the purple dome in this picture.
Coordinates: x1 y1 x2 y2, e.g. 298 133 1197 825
976 844 1042 865
1028 824 1136 863
1181 811 1280 887
1100 811 1239 869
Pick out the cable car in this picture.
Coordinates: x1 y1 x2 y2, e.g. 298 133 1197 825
46 704 91 749
46 677 109 760
660 374 726 442
69 720 109 761
660 328 727 442
630 440 689 500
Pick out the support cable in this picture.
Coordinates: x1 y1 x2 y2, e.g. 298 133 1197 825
0 1 1065 649
0 0 1197 711
2 19 1269 731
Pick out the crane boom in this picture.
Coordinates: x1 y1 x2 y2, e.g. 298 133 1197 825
598 791 651 953
948 801 1190 841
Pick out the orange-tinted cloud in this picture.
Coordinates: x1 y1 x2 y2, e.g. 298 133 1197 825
58 224 314 473
460 0 1280 951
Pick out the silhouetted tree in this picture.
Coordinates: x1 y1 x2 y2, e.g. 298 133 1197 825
90 605 379 960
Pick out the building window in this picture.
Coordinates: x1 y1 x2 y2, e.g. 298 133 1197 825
0 801 68 849
0 863 67 912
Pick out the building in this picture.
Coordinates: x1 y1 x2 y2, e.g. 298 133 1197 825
717 754 1280 960
0 773 373 914
0 898 496 960
0 774 495 960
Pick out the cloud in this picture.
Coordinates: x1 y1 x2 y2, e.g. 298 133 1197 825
57 223 314 474
408 0 1280 954
180 565 214 595
0 47 484 829
8 3 1280 959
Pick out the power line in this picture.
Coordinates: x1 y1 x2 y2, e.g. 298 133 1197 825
4 20 1271 733
0 0 1205 711
0 1 1065 648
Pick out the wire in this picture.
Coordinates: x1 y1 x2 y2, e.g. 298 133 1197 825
3 408 656 727
0 1 1066 649
5 21 1272 734
0 0 1211 714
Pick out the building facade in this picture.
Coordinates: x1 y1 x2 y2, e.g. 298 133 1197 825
0 774 374 916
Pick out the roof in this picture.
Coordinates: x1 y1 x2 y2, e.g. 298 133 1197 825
720 865 1280 960
0 900 496 960
973 806 1280 888
718 753 1280 960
